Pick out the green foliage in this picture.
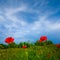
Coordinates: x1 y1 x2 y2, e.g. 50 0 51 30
0 39 54 49
2 44 9 49
0 44 8 49
0 44 4 49
18 42 32 48
35 40 44 46
44 40 53 45
28 46 60 60
35 40 53 46
8 42 18 48
0 40 54 48
18 42 24 48
0 45 60 60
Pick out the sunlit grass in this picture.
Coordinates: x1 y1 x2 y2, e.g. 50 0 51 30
0 45 60 60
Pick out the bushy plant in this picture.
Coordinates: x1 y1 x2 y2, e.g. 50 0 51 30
35 40 44 46
8 42 17 48
44 40 53 45
18 42 24 48
18 42 34 48
0 44 4 49
3 44 9 49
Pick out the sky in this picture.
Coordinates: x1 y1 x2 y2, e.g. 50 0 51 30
0 0 60 44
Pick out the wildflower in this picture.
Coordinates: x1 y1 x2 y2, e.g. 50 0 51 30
22 45 27 48
39 36 47 42
5 37 14 44
55 44 60 48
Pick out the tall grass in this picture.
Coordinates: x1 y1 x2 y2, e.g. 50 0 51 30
0 45 60 60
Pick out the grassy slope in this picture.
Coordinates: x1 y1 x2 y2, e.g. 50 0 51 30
0 45 60 60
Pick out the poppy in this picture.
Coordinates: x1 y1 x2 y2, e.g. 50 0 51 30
55 44 60 48
39 36 47 42
5 37 14 44
22 45 27 48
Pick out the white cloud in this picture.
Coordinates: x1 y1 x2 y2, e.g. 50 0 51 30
1 14 60 39
1 5 28 35
0 15 5 21
0 2 60 43
47 22 60 31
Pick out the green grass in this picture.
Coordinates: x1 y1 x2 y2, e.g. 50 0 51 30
0 45 60 60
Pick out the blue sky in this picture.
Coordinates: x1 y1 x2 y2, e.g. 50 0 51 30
0 0 60 44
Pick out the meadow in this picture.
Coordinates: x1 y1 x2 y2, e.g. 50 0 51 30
0 45 60 60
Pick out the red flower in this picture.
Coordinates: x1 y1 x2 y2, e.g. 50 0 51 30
39 36 47 42
5 37 14 44
55 44 60 48
22 45 27 48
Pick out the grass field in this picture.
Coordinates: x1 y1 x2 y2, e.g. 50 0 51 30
0 45 60 60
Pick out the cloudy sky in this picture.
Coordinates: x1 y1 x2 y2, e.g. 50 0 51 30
0 0 60 44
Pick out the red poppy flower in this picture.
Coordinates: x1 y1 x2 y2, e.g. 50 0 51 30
39 36 47 42
5 37 14 44
55 44 60 48
22 45 27 48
